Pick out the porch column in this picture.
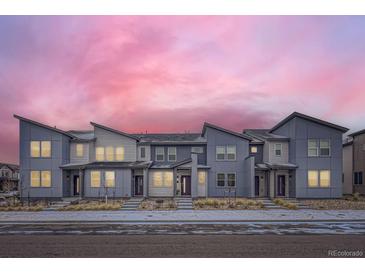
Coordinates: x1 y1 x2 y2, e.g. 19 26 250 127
143 168 148 198
78 168 83 199
191 153 198 198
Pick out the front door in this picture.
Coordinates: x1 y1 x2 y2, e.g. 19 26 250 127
73 175 80 196
277 175 286 197
134 176 143 196
181 175 191 196
255 176 260 196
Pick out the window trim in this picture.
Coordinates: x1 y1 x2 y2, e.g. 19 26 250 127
308 139 331 157
319 139 331 157
167 147 177 162
308 170 331 188
216 173 226 188
226 145 237 161
90 170 101 188
30 170 51 188
155 147 165 162
227 172 236 188
216 146 226 161
31 141 51 158
274 143 282 157
308 139 319 157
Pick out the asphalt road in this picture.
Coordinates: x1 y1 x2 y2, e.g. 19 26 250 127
0 234 364 257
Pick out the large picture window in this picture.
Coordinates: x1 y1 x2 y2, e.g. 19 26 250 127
308 170 331 188
30 170 51 187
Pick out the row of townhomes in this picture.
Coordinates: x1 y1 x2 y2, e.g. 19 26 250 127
0 162 19 192
14 112 350 200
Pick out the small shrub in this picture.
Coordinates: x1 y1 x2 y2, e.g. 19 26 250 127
353 192 360 201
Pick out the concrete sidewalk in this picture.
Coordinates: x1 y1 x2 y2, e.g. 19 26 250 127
1 209 365 223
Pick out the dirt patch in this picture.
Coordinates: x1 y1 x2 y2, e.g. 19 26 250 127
302 197 365 210
59 200 123 211
139 198 176 210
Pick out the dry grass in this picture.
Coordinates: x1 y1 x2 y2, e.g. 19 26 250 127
273 198 298 210
139 199 176 210
302 195 365 210
58 200 123 211
0 206 43 211
193 198 264 210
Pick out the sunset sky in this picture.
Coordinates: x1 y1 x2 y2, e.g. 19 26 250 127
1 16 365 164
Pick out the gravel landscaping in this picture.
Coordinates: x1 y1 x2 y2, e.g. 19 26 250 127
302 196 365 210
139 198 176 210
194 198 264 210
58 200 123 211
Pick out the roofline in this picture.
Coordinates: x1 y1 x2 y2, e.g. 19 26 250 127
269 112 349 133
13 114 75 138
90 122 140 141
349 129 365 137
202 122 252 141
244 130 289 142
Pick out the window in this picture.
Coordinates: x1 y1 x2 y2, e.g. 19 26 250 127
140 147 146 158
319 140 330 156
95 147 105 161
76 144 84 157
308 170 318 187
354 172 363 185
40 141 51 157
152 172 163 187
227 173 236 187
168 147 177 162
30 171 40 187
115 147 124 161
155 147 164 161
164 172 173 187
320 170 330 187
227 145 236 160
191 147 204 153
90 171 101 187
41 171 51 187
30 170 51 187
198 171 206 184
105 171 115 187
216 173 225 187
250 146 257 153
308 139 318 157
216 146 225 160
274 144 282 157
106 146 114 161
30 141 40 157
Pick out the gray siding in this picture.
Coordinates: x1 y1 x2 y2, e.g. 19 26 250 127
263 141 289 164
93 126 137 161
249 144 263 164
19 120 69 199
70 142 90 163
150 145 206 165
204 127 251 197
83 168 132 198
272 117 343 198
137 145 151 161
342 144 353 195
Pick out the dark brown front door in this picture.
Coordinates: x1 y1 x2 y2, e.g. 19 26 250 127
277 175 286 196
134 176 143 196
73 175 80 196
181 175 191 196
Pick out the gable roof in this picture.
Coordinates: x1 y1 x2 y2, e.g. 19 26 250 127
0 162 19 172
202 122 252 141
13 114 75 138
348 129 365 137
244 129 289 142
90 122 140 141
269 112 349 133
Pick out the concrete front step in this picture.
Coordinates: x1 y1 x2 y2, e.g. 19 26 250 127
121 198 144 210
175 197 193 210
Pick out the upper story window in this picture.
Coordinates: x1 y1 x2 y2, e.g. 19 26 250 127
31 141 51 158
250 146 257 153
191 147 204 154
155 147 164 161
115 147 124 161
95 147 105 161
308 139 331 157
274 143 282 157
216 145 236 161
76 144 84 157
168 147 177 162
140 147 146 159
106 146 114 161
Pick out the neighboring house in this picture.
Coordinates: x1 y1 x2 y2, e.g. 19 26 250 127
342 130 365 195
0 163 19 192
14 112 348 200
244 112 348 199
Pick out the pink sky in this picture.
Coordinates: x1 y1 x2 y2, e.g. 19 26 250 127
1 16 365 164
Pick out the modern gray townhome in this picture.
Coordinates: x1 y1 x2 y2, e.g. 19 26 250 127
14 112 348 200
